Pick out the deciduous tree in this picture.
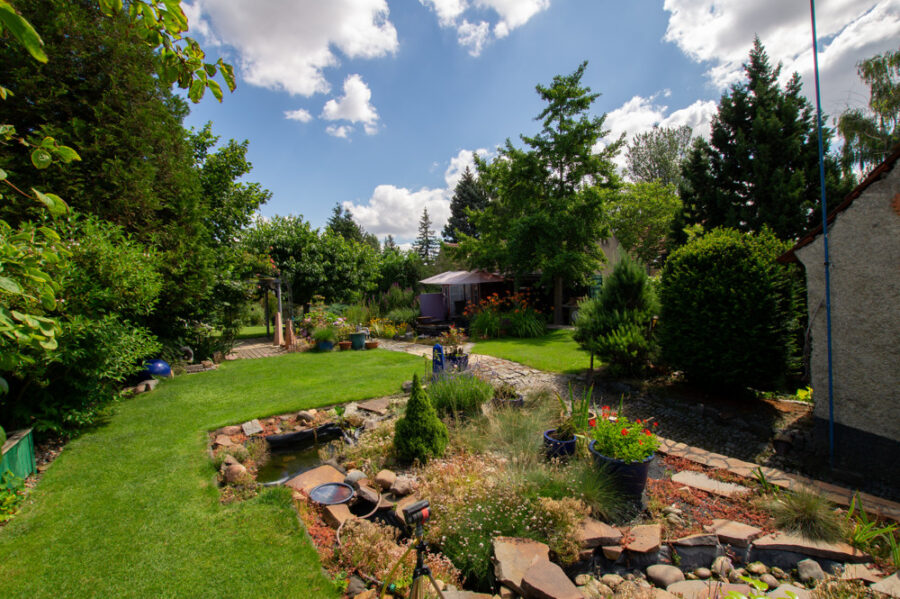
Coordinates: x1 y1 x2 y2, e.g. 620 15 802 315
625 125 692 188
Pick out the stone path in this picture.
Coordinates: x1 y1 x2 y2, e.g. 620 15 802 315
226 337 286 360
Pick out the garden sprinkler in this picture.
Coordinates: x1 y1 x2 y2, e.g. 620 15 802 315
379 500 446 599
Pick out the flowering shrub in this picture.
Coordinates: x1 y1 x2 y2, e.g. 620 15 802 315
588 405 659 463
438 325 467 355
369 318 400 339
464 291 546 339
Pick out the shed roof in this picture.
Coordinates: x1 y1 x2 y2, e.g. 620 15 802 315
779 145 900 263
419 270 506 285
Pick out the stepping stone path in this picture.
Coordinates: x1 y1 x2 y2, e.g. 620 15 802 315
671 470 750 497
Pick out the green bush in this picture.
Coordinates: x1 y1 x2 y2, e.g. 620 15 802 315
393 374 448 464
385 307 418 325
428 373 494 419
470 310 501 338
574 256 658 375
343 303 370 326
311 326 337 344
659 228 800 390
507 307 546 338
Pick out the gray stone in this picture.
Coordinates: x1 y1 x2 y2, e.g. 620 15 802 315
770 567 787 579
579 580 612 599
750 532 868 563
574 574 592 586
667 513 686 526
797 559 825 583
374 469 397 490
218 425 242 436
693 568 711 580
672 534 718 547
296 410 315 423
356 483 380 504
671 471 750 498
359 398 390 415
390 475 416 496
241 419 264 436
711 556 734 578
871 573 900 598
492 537 550 595
727 568 745 583
647 564 685 587
520 560 582 599
347 574 367 596
344 469 367 484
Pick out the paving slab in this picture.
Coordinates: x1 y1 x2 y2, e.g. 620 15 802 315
358 398 390 415
751 532 869 563
841 563 883 583
626 524 662 554
241 419 263 436
704 519 763 547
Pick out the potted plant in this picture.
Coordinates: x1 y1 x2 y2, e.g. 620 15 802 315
364 338 379 349
312 326 337 351
587 402 659 500
543 418 577 458
492 382 524 409
543 384 592 457
337 322 352 350
439 326 468 371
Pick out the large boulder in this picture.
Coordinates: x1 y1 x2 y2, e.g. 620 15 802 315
492 537 550 595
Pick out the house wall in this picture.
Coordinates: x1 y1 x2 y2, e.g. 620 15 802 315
795 163 900 462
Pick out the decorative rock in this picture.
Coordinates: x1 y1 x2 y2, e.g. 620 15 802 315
671 471 750 498
214 434 235 447
322 503 353 528
871 573 900 598
626 524 662 554
727 568 745 583
390 475 416 496
520 560 582 599
574 574 592 586
582 580 613 599
222 454 239 467
667 513 685 526
663 506 683 517
760 574 779 589
498 586 516 599
767 584 811 599
358 398 390 415
402 380 413 392
841 563 883 584
746 562 767 575
647 565 685 587
576 518 623 548
223 462 248 484
285 464 346 494
602 545 623 561
241 419 264 436
797 559 825 583
704 519 763 547
770 567 787 579
492 537 550 595
751 532 868 562
600 573 624 588
356 484 380 504
219 425 241 436
672 534 718 547
711 556 734 578
345 469 367 484
296 410 315 423
374 469 397 491
666 581 751 599
352 590 376 599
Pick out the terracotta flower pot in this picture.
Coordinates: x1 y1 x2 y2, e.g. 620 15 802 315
338 341 352 351
365 340 379 349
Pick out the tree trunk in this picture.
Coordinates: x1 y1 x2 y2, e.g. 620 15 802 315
553 276 564 325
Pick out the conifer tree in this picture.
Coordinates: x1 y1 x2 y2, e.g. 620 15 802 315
442 166 487 242
393 374 448 464
413 207 438 262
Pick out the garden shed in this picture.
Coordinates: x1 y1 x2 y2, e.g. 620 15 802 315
419 270 508 319
780 146 900 473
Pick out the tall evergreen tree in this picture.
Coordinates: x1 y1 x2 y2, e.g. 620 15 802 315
442 166 487 242
677 38 848 241
326 203 364 244
383 234 398 252
413 207 438 263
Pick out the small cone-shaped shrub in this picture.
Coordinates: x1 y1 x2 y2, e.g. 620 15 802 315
394 374 448 464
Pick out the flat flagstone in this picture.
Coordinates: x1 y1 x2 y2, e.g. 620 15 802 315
575 518 622 548
671 470 750 497
871 572 900 598
625 524 661 554
751 532 869 562
492 537 550 595
285 464 345 494
241 419 264 436
520 560 582 599
841 563 883 583
358 398 390 415
671 533 718 547
704 519 763 547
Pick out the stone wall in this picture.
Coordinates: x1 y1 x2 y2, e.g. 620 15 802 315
795 161 900 459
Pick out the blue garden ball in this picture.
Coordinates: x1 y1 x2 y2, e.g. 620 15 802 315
144 359 171 377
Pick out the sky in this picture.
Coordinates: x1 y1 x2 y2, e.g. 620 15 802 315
181 0 900 245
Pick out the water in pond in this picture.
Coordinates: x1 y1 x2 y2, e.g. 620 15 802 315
256 445 325 484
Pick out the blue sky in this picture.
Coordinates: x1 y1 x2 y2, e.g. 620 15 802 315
182 0 900 244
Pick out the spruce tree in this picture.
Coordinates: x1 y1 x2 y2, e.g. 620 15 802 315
413 207 438 262
393 374 448 464
442 166 487 242
677 38 847 241
326 203 364 244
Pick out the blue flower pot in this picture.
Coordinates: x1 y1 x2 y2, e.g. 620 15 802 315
588 439 654 500
316 341 334 352
543 429 576 458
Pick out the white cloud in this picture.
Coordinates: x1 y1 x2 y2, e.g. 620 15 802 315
321 74 380 137
342 148 486 241
186 0 398 97
325 125 353 138
419 0 549 55
284 108 313 123
662 0 900 116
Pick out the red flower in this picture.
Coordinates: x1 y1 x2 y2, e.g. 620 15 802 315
639 440 644 445
621 428 628 436
602 406 610 411
643 429 652 436
653 422 659 427
636 419 642 424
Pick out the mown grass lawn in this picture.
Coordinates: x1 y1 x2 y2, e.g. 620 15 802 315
472 329 593 374
0 350 422 599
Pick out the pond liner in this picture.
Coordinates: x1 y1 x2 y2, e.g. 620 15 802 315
264 423 344 450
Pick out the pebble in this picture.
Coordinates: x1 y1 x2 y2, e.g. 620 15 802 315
694 568 712 579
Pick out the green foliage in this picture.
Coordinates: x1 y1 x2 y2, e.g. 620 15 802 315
442 166 487 242
677 38 849 242
0 425 5 446
838 48 900 173
342 303 369 326
469 309 501 339
659 227 800 390
311 326 337 344
588 409 658 463
385 307 418 325
765 487 843 543
428 372 493 419
412 207 438 263
574 256 657 375
625 125 692 188
521 459 620 520
0 469 25 523
376 250 423 294
455 62 621 322
844 492 899 567
393 374 448 464
605 181 682 267
465 291 545 339
325 203 364 244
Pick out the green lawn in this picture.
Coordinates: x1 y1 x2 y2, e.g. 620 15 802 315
472 329 594 374
0 350 423 598
235 324 271 339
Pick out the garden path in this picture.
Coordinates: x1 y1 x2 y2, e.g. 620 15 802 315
226 338 286 360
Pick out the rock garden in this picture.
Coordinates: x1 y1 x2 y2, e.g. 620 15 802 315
208 371 900 599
